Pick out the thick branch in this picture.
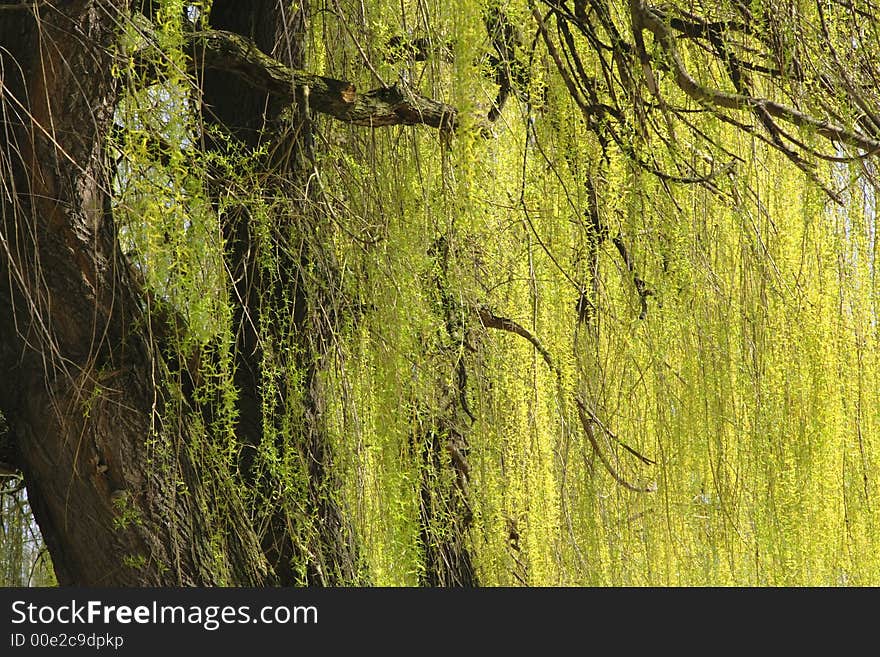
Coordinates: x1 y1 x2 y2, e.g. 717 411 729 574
0 2 49 10
182 29 458 130
476 306 558 376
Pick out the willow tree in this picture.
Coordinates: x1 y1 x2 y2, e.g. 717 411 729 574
1 0 878 586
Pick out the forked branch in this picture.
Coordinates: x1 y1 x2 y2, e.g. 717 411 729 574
575 397 656 493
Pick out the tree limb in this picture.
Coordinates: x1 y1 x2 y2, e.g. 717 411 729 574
135 29 460 131
575 398 656 493
0 2 49 10
476 305 558 376
633 0 880 154
611 235 654 320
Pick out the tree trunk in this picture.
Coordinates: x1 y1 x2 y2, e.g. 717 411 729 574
202 0 364 584
0 1 266 586
416 237 479 586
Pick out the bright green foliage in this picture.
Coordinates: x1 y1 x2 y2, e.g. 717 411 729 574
315 0 880 585
81 0 880 585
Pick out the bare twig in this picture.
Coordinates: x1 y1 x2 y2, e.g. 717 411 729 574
633 0 880 154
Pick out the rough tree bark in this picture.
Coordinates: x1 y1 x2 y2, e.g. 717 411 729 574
201 0 364 585
0 1 266 585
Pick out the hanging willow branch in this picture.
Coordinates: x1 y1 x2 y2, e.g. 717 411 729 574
476 306 654 492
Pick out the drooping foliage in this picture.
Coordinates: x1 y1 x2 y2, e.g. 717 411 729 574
1 0 879 585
